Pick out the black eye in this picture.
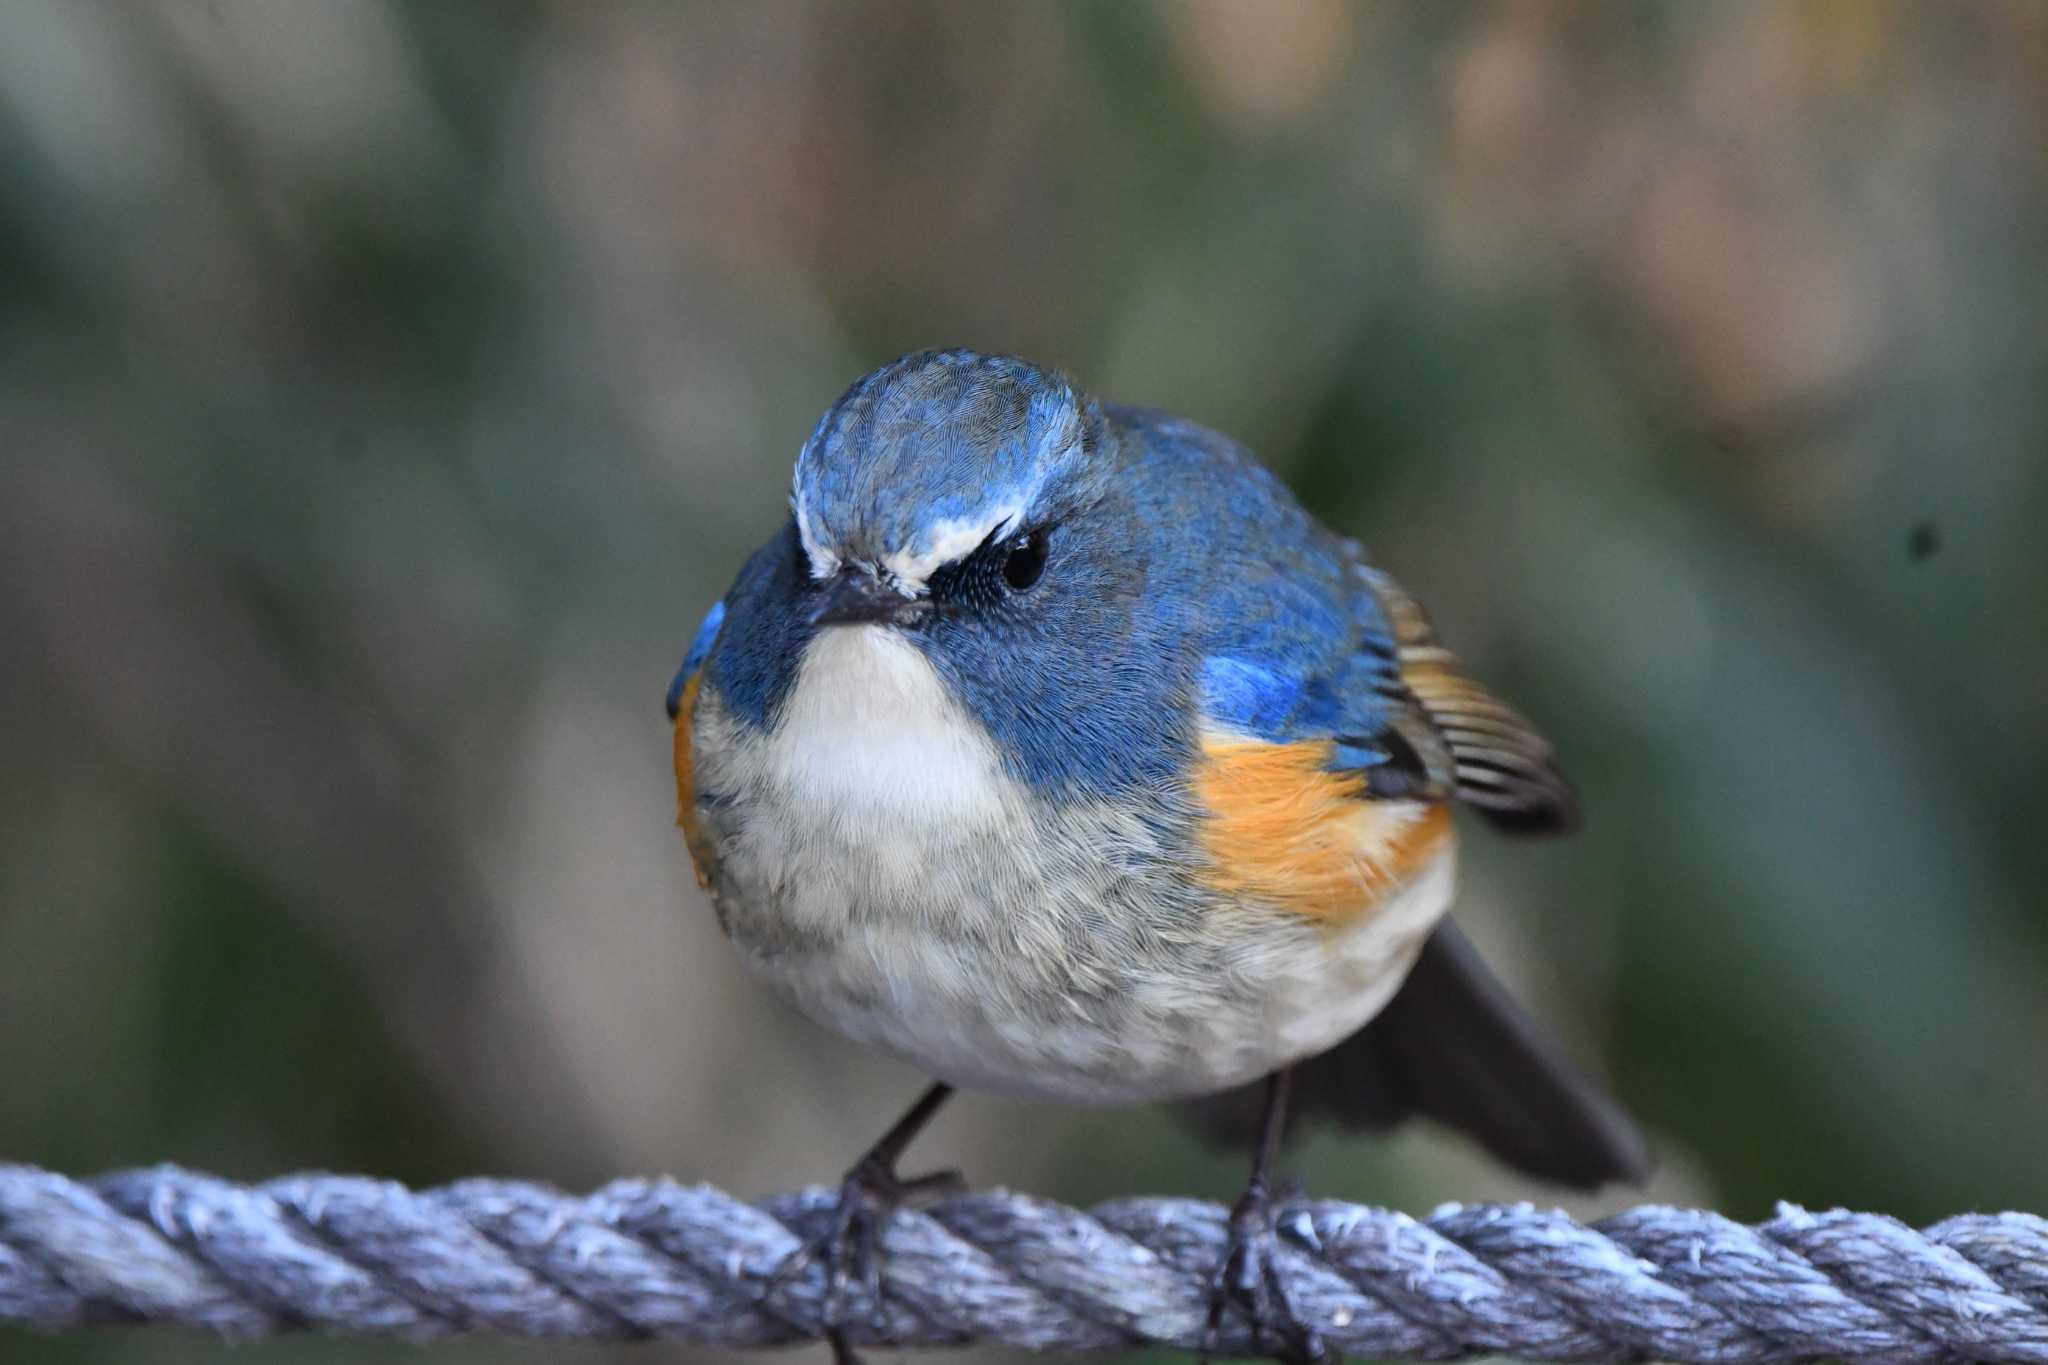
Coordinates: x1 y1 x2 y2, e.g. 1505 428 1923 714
1001 529 1048 591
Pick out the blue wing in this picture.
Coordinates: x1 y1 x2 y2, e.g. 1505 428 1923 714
1200 550 1574 826
665 599 726 721
1197 547 1444 800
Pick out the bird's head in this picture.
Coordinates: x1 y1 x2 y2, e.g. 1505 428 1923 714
790 349 1109 631
685 349 1193 798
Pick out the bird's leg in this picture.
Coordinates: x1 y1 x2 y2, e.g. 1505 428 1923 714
1204 1068 1328 1365
763 1081 964 1365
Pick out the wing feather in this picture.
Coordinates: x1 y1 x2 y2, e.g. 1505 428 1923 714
1356 564 1578 834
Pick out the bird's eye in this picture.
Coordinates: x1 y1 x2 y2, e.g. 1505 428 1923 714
927 524 1051 610
1001 529 1048 592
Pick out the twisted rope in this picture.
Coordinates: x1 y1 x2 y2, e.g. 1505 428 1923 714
2 1165 2046 1361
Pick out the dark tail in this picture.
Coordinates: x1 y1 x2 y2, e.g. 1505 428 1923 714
1187 920 1651 1189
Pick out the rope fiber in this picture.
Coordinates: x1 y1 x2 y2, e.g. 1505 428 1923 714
2 1164 2046 1360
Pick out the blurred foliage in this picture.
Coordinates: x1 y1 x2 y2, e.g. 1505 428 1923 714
2 2 2046 1363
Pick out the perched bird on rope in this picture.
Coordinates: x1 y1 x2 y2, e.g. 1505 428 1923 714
665 349 1651 1362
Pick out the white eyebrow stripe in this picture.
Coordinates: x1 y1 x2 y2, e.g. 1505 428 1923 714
791 479 841 580
881 502 1025 592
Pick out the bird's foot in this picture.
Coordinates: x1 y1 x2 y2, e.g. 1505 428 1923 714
1203 1176 1328 1365
763 1153 966 1365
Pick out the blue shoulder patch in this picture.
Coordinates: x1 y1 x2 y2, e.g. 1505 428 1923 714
666 598 726 720
1199 656 1303 738
1199 656 1361 740
1331 737 1397 772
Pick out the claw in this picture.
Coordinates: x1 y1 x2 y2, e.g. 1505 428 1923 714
760 1155 965 1365
1201 1179 1330 1365
754 1083 964 1365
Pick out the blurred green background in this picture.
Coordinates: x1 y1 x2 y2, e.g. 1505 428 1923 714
3 2 2045 1363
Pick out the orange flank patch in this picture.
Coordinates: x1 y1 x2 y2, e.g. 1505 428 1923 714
1195 736 1453 925
671 673 714 889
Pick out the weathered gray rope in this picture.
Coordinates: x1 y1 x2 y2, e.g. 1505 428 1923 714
3 1164 2047 1361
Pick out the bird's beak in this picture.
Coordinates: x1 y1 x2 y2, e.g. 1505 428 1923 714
808 568 930 628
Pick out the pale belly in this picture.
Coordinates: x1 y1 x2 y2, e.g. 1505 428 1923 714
716 844 1457 1104
688 627 1458 1105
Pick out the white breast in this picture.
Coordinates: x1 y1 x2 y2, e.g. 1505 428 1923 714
754 625 1010 828
689 625 1460 1105
694 625 1035 946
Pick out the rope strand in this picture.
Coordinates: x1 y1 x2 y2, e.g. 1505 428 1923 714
3 1164 2046 1361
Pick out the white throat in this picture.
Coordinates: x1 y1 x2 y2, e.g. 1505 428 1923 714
760 626 1009 826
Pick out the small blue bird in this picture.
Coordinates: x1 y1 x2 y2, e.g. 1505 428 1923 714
668 349 1648 1361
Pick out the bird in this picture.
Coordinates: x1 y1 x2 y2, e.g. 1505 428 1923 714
666 348 1649 1362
